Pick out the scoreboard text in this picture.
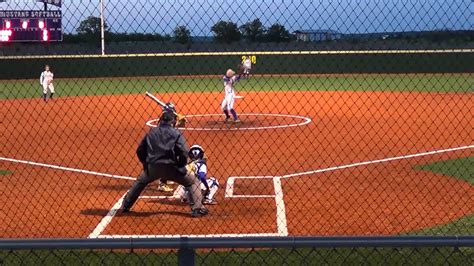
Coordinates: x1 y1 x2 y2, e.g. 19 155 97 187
0 10 62 42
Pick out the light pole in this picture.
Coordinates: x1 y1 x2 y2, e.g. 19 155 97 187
100 0 105 55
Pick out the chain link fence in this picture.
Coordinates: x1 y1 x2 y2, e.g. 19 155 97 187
0 0 473 264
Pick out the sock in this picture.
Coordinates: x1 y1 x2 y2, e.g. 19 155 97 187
50 93 54 99
223 109 230 119
230 109 238 120
43 93 47 101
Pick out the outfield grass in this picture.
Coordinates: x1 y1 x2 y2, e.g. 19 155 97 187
416 156 473 185
411 156 474 236
0 170 11 175
0 74 472 100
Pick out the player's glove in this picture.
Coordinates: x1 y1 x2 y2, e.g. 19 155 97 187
175 113 187 127
185 162 197 175
237 64 245 75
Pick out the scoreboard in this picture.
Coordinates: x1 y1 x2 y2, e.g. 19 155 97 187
0 10 62 42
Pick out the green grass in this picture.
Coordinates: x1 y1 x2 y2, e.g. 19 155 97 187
1 74 472 99
0 170 11 175
416 156 473 185
411 156 474 236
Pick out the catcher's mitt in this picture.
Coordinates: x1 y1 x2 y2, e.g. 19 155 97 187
237 64 245 75
186 161 197 175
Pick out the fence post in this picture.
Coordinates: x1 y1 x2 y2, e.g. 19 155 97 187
178 237 195 266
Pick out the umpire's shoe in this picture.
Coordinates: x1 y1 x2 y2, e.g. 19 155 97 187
191 207 209 218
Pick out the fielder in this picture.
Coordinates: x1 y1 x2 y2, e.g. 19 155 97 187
242 56 252 78
40 65 55 102
221 69 241 123
174 145 219 205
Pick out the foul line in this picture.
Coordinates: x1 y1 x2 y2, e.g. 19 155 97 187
0 157 135 181
281 145 474 179
88 191 128 238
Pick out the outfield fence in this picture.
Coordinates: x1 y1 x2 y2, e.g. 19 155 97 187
0 0 473 264
1 50 473 79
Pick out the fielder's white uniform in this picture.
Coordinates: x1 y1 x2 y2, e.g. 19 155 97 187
40 70 55 94
221 75 239 111
243 58 252 74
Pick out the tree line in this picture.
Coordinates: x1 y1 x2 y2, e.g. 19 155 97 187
66 16 472 45
65 16 292 44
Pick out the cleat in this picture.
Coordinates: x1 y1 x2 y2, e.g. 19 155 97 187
203 199 217 205
158 184 174 192
233 119 241 123
191 207 209 217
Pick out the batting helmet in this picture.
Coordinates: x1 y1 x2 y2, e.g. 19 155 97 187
189 145 205 161
160 102 177 123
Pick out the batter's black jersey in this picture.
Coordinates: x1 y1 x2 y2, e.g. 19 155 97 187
136 122 189 167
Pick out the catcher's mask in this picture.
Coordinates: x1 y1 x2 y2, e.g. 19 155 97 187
189 145 205 160
160 102 177 124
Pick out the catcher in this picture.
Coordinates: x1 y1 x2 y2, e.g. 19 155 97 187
175 145 219 205
121 103 209 217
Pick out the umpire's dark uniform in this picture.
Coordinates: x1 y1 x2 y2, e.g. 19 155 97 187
122 113 205 216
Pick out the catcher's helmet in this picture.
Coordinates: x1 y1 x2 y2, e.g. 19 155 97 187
189 145 205 160
160 102 177 122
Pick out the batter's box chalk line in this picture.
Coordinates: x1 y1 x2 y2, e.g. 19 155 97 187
225 176 288 236
225 176 277 198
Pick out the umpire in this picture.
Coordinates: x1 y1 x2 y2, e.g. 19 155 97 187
121 104 208 217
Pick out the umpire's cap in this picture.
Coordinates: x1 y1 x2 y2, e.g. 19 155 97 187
160 102 177 122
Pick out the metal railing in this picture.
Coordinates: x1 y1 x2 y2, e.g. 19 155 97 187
1 236 473 265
